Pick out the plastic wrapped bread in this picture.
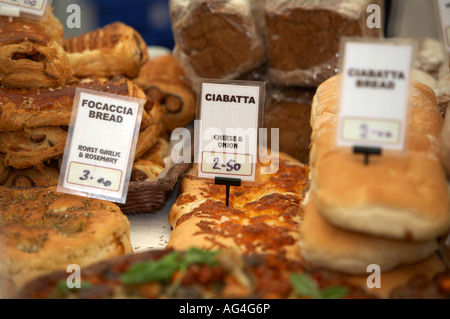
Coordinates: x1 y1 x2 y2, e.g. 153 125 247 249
308 75 449 242
170 0 267 84
264 86 316 164
265 0 383 87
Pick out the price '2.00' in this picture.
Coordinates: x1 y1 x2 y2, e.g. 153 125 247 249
79 170 112 187
212 157 242 172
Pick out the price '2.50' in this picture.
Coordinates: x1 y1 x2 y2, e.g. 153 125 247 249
212 157 242 172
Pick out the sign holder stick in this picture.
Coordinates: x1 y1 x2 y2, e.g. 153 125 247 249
214 177 241 207
353 146 382 165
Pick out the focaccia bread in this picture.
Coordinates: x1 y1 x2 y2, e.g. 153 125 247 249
167 152 309 261
309 75 450 241
0 77 154 132
0 15 73 89
63 22 148 79
134 54 196 131
265 0 383 87
170 0 267 83
0 126 67 170
0 186 132 298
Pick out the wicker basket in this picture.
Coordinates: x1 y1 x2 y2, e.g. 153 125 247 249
118 161 190 215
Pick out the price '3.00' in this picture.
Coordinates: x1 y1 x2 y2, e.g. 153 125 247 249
79 169 112 187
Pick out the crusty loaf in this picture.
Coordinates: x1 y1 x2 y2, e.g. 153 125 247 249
442 112 450 178
170 0 266 83
63 22 148 79
309 75 450 241
0 186 132 298
265 0 383 87
264 86 315 164
299 192 438 275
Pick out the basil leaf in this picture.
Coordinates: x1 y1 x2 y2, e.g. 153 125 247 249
320 286 349 299
121 252 180 285
55 280 92 297
289 273 322 299
183 248 220 267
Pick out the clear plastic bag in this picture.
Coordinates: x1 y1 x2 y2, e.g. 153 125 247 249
265 0 384 87
170 0 267 85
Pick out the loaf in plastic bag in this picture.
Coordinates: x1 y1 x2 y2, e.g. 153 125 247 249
169 0 267 84
265 0 383 87
264 86 316 164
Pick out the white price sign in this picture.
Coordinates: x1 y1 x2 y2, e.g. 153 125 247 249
337 39 414 151
0 0 48 17
197 80 264 182
57 89 145 203
436 0 450 52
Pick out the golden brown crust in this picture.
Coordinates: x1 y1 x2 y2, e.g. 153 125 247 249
64 22 148 79
0 77 150 132
0 16 73 89
134 54 196 131
134 102 164 159
2 165 59 187
299 192 439 275
0 186 132 298
167 153 309 261
309 75 450 241
0 126 67 170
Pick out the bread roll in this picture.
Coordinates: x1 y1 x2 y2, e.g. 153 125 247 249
299 192 438 275
63 22 148 79
0 14 73 89
309 75 450 241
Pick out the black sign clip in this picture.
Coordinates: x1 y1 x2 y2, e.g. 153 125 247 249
353 146 382 165
214 177 241 207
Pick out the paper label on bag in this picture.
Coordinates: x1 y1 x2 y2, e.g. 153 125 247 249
336 39 414 151
0 0 48 17
57 88 144 203
197 80 264 182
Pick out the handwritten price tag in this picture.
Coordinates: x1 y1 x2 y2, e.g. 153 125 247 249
201 152 253 177
0 0 47 17
337 39 414 152
57 88 145 203
66 162 121 191
197 80 264 182
436 0 450 52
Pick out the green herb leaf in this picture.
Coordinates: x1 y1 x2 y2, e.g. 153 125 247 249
289 273 322 299
55 279 92 297
121 251 180 285
183 248 220 267
320 286 349 299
